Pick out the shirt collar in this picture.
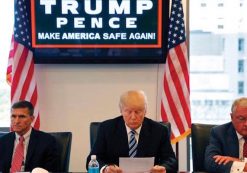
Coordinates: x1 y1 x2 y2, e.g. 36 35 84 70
15 127 32 141
125 124 142 135
236 130 244 140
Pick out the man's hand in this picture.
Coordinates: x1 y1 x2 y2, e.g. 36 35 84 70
104 165 122 173
213 155 240 165
150 165 166 173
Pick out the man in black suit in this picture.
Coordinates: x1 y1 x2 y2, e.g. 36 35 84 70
0 100 60 172
205 97 247 173
87 90 177 173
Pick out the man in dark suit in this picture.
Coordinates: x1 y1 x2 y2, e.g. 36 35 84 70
87 90 178 173
0 100 60 172
205 97 247 173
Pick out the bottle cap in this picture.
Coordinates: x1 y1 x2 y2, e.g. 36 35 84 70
91 155 96 160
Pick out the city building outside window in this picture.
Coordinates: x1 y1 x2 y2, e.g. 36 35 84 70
190 0 247 170
190 0 247 125
238 59 244 73
238 38 245 52
218 3 224 7
238 81 244 94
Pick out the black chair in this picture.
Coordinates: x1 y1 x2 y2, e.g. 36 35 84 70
0 127 9 139
49 132 72 172
90 122 101 149
160 121 171 138
0 132 8 138
191 123 216 172
89 121 171 149
0 127 10 132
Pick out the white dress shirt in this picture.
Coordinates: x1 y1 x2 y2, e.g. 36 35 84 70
12 128 32 170
125 124 142 144
100 124 142 173
230 132 246 173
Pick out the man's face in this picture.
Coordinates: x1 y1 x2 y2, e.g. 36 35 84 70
231 105 247 137
121 104 146 130
11 107 34 136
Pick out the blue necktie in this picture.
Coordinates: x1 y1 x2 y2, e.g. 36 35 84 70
129 130 137 157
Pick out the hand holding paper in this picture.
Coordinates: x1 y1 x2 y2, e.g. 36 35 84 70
104 164 122 173
150 165 166 173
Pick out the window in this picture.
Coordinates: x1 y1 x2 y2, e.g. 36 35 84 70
238 38 245 52
238 81 244 94
238 59 244 73
221 38 225 51
218 3 224 7
218 25 224 29
189 0 247 170
205 100 213 106
190 1 247 124
240 0 244 7
0 1 13 127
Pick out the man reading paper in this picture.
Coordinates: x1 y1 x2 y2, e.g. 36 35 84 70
86 90 178 173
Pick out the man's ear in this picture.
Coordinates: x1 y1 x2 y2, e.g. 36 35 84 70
144 108 147 115
31 115 35 122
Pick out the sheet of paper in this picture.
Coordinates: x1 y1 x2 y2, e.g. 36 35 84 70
119 157 154 173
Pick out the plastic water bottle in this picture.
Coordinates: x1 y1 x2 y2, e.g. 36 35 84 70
88 155 99 173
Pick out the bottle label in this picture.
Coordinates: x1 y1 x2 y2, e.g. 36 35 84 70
88 167 99 173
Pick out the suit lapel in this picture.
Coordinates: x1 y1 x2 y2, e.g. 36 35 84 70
6 133 15 169
227 124 239 157
136 118 151 157
25 129 38 165
115 117 129 156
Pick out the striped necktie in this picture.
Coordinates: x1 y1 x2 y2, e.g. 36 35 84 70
129 130 137 157
10 136 24 173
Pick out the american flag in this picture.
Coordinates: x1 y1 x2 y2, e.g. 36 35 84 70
6 0 40 129
160 0 191 143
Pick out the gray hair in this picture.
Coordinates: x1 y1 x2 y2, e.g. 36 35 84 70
231 97 247 114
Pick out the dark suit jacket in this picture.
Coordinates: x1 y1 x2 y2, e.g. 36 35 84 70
86 116 178 173
204 122 239 173
0 128 60 172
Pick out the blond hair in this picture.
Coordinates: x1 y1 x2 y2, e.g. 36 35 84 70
119 90 147 110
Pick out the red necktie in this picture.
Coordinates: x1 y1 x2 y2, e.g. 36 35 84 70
10 136 24 173
243 138 247 158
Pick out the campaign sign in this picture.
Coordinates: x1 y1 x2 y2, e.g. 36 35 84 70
31 0 164 48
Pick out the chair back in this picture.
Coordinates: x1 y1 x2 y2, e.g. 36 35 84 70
90 122 101 149
0 132 8 138
49 132 72 172
191 123 216 172
159 121 171 138
0 127 10 138
0 127 9 132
